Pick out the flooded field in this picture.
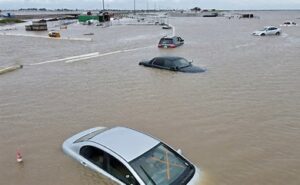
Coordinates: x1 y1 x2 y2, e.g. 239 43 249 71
1 11 300 185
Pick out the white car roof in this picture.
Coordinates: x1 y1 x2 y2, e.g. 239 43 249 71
90 127 160 162
264 26 277 28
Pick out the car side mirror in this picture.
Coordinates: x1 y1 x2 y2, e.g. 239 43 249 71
177 149 182 155
189 60 193 64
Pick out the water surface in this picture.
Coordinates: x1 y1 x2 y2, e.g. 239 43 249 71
0 10 300 185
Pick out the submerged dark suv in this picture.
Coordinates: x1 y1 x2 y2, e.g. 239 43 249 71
158 36 184 48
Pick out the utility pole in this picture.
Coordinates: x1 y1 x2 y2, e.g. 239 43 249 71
102 0 105 10
134 0 136 15
146 0 149 12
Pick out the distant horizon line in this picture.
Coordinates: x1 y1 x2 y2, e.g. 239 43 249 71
1 8 300 11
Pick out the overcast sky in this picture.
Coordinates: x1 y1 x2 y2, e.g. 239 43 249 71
0 0 300 10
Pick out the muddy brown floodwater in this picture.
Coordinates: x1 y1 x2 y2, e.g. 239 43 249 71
0 10 300 185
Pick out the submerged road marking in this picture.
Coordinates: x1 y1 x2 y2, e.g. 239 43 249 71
29 45 153 66
0 33 92 41
65 51 122 63
29 52 99 66
65 45 154 63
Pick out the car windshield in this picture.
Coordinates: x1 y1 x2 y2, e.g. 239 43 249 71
260 28 268 31
159 38 173 44
171 58 190 68
130 144 191 185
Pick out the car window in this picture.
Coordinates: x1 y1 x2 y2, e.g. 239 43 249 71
149 58 156 64
159 38 173 44
172 58 190 68
80 146 105 169
80 146 139 185
164 60 174 68
153 58 165 67
107 154 139 185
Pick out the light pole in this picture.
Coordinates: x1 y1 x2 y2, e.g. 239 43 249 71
102 0 105 10
146 0 149 12
134 0 136 15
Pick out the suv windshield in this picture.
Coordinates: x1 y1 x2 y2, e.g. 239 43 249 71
130 144 194 185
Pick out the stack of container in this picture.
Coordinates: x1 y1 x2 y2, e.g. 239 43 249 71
25 20 48 31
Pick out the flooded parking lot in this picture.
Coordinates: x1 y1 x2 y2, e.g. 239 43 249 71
0 10 300 185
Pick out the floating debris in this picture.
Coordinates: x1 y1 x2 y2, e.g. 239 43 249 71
83 33 94 36
0 65 23 75
16 151 23 163
48 31 61 38
25 20 48 31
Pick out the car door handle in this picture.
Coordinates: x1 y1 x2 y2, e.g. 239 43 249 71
81 161 87 167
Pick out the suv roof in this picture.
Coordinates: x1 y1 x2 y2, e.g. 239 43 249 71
161 36 176 39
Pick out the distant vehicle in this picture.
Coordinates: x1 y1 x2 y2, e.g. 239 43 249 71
162 25 172 29
280 21 297 26
252 26 281 36
159 23 167 26
63 127 202 185
83 32 94 36
238 13 254 19
203 13 218 17
158 36 184 48
48 31 61 38
139 56 206 73
1 12 15 18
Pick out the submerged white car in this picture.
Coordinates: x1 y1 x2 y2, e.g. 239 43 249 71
62 127 202 185
252 26 281 36
280 21 297 26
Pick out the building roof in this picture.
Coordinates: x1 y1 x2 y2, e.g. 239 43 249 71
90 127 160 162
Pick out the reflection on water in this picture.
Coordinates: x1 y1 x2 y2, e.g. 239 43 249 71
199 171 215 185
0 10 300 185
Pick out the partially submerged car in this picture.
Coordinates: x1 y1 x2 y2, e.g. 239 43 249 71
158 36 184 48
252 26 281 36
48 31 61 38
139 56 206 73
63 127 202 185
162 25 172 29
280 21 297 26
